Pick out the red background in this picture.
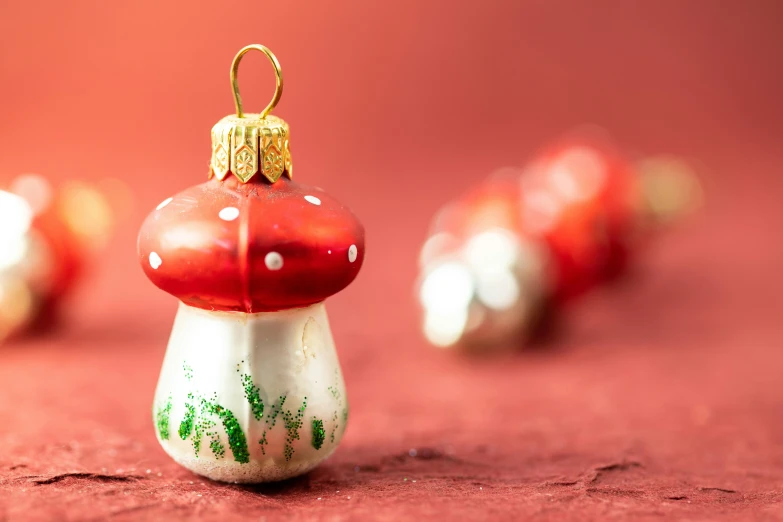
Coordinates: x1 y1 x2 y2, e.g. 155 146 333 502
1 1 782 520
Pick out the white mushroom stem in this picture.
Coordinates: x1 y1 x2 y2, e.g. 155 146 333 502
153 302 348 483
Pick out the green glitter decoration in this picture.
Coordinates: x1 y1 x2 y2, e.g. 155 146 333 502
241 374 265 421
192 415 215 455
325 372 348 444
192 423 203 454
179 403 195 440
209 433 226 459
328 370 343 404
330 411 338 443
311 418 325 450
328 385 341 402
257 395 307 460
155 396 172 440
259 431 268 455
201 398 250 464
258 395 286 455
281 397 307 461
172 367 250 464
265 395 286 427
184 391 211 456
217 406 248 463
170 363 335 464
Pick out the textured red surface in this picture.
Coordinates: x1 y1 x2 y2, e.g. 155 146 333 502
1 1 782 520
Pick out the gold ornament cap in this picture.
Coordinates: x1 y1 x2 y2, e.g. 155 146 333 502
210 45 293 184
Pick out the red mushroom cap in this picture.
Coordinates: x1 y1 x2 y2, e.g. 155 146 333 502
137 176 364 312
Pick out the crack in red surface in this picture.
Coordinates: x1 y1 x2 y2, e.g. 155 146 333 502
32 473 143 485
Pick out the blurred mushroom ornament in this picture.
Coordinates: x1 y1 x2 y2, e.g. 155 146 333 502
0 174 120 342
138 45 364 483
418 131 701 351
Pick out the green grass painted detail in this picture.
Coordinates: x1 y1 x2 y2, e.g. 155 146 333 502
258 395 286 456
241 374 265 421
281 397 307 461
209 434 226 459
311 418 325 450
155 396 172 440
169 363 343 464
201 398 250 464
179 403 195 439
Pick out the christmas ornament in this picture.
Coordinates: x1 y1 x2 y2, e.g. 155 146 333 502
418 171 551 350
0 174 116 341
0 189 38 342
518 137 639 301
519 137 701 301
138 45 364 483
417 132 700 351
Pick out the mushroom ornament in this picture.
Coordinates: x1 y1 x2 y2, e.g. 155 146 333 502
416 132 700 353
0 175 116 342
138 45 364 483
417 171 552 350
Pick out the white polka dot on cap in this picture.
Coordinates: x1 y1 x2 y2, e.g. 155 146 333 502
219 207 240 221
265 251 284 271
149 252 162 269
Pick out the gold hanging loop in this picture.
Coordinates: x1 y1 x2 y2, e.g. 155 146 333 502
230 44 283 119
211 44 292 183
